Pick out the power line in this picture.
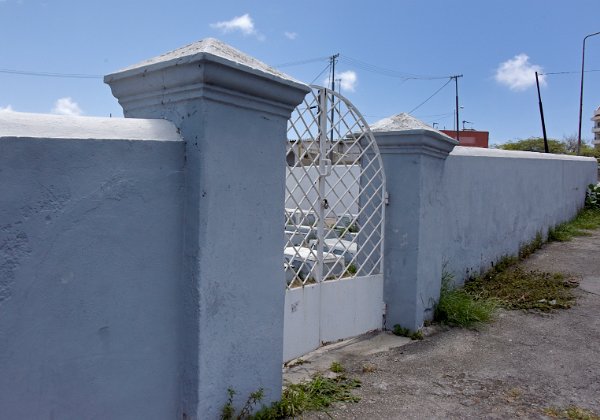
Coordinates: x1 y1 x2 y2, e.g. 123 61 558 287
0 68 102 79
415 111 454 119
310 62 331 85
274 56 330 68
339 55 450 80
540 69 600 75
273 53 451 80
409 78 453 114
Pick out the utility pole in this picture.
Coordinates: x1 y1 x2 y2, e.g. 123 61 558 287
451 75 463 143
330 54 339 93
535 71 549 153
328 54 339 159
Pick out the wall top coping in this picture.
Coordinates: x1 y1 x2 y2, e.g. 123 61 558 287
105 38 307 92
451 146 597 162
0 111 182 142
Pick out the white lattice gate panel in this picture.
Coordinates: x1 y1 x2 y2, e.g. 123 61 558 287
284 86 386 288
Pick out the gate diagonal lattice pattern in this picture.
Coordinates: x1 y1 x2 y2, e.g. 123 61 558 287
284 86 386 288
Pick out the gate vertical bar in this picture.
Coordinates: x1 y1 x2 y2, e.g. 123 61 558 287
316 88 328 283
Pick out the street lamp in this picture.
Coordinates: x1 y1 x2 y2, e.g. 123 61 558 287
577 31 600 155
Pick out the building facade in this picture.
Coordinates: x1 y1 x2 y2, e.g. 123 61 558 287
441 129 489 148
592 106 600 150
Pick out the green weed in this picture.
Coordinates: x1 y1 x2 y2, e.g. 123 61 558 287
549 208 600 242
544 405 600 420
255 374 361 419
465 267 577 311
585 183 600 209
392 325 424 340
223 373 361 419
221 388 265 420
434 270 496 328
329 361 345 373
519 232 543 259
345 264 357 276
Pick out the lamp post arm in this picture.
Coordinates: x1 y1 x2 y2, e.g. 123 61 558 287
577 31 600 155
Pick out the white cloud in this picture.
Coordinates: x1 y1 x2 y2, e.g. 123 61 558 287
339 71 358 92
210 13 263 39
51 97 83 116
495 54 545 91
324 70 358 93
284 31 297 40
0 105 14 113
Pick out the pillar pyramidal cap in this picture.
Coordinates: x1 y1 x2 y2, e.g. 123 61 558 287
371 112 446 135
104 37 304 88
370 112 458 158
104 37 309 118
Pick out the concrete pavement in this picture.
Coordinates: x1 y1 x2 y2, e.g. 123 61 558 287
288 230 600 419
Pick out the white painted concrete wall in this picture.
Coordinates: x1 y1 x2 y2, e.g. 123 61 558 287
442 146 598 283
0 112 185 419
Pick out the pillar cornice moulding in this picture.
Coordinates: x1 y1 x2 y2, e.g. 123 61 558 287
374 130 458 159
104 38 310 118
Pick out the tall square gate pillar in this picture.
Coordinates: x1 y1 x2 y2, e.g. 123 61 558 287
370 114 457 331
106 39 309 418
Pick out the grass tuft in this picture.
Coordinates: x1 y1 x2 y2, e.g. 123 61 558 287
465 267 577 311
392 324 424 340
544 405 600 420
549 208 600 242
222 374 362 419
434 270 496 328
253 374 361 419
519 232 543 259
329 361 345 373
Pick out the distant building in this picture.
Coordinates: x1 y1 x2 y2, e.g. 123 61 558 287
592 106 600 150
440 129 489 148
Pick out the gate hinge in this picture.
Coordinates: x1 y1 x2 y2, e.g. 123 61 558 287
384 191 389 206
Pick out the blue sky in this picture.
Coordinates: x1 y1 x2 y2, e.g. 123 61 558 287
1 0 599 144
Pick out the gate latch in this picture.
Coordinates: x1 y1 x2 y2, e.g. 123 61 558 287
322 199 329 209
319 159 332 176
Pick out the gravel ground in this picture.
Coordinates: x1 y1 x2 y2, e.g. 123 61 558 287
301 230 600 419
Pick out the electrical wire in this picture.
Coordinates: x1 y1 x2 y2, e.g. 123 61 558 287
274 56 330 68
409 78 453 114
0 68 103 79
339 55 450 80
540 69 600 76
310 63 331 85
414 111 455 119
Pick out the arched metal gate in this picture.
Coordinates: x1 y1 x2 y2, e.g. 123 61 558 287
283 86 386 361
